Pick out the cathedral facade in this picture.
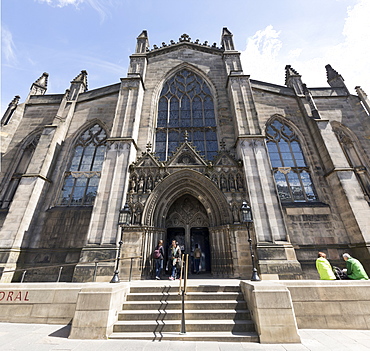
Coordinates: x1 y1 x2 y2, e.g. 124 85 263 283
1 28 370 282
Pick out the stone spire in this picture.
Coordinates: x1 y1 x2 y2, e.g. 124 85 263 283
69 70 88 100
356 86 370 115
29 72 49 96
1 95 20 126
325 64 348 93
135 30 149 54
221 27 235 51
285 65 304 95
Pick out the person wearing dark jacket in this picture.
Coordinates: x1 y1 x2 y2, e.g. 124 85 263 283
154 239 165 280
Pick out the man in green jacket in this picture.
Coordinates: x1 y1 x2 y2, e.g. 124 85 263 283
343 253 369 280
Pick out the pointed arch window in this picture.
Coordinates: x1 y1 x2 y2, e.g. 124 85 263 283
155 69 218 161
266 120 317 202
58 124 106 206
0 134 40 209
334 128 370 202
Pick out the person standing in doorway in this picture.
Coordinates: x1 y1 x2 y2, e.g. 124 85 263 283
154 239 164 280
193 244 202 274
315 252 336 280
168 240 181 280
343 253 369 280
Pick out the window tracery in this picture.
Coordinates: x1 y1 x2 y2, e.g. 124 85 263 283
266 119 317 202
58 124 106 206
155 69 218 161
0 134 40 209
334 127 370 203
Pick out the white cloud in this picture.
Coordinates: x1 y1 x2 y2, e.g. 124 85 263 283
241 25 283 85
241 0 370 94
37 0 82 6
1 25 17 63
36 0 113 22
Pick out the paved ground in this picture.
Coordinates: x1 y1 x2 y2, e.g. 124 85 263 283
1 322 370 351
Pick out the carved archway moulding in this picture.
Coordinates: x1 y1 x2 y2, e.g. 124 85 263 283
142 169 232 228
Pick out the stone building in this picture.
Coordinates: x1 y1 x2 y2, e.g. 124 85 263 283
1 28 370 283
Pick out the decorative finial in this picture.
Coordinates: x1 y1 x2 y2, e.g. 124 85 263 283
220 140 226 151
179 34 191 42
184 130 189 142
71 70 88 90
285 65 301 85
146 142 152 152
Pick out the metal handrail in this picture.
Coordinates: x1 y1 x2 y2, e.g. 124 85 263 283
1 256 142 283
178 253 189 334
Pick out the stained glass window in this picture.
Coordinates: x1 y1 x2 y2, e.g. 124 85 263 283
58 124 106 206
266 120 317 202
155 69 218 160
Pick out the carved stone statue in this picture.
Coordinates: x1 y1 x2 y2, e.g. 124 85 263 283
130 178 136 193
138 178 144 193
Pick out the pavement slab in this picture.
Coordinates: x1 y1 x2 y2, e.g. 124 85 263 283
1 323 370 351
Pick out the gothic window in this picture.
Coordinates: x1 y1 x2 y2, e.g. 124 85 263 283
334 128 370 202
0 134 40 209
58 124 106 206
155 69 218 161
266 120 317 202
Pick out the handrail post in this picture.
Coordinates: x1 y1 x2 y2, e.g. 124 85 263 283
184 254 188 294
178 254 184 295
93 261 98 282
21 270 27 283
129 257 133 282
179 253 188 335
57 266 63 282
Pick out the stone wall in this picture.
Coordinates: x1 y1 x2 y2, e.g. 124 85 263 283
285 280 370 329
241 280 370 343
0 283 85 324
0 282 129 339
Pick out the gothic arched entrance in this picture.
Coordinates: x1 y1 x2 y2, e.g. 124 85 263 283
166 195 211 273
141 170 235 277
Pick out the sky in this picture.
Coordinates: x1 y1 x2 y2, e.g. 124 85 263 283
2 0 370 116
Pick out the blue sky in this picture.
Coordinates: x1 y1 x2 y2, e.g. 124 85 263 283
2 0 369 115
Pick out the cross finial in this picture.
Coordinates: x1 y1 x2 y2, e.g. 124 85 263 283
179 34 191 42
220 140 226 150
146 142 152 152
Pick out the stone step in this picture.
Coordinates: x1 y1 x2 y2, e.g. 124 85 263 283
121 300 247 311
118 309 251 321
129 285 241 294
113 319 255 333
109 331 259 342
126 292 244 301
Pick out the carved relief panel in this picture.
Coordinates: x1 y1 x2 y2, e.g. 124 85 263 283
127 140 248 226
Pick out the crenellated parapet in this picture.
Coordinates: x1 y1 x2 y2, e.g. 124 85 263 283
149 33 222 52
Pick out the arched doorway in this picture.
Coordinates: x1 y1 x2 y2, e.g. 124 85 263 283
142 170 234 277
166 195 211 273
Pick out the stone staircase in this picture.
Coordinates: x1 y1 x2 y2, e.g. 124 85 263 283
109 281 259 342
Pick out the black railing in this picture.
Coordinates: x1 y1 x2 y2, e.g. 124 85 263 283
1 256 142 283
178 253 189 334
